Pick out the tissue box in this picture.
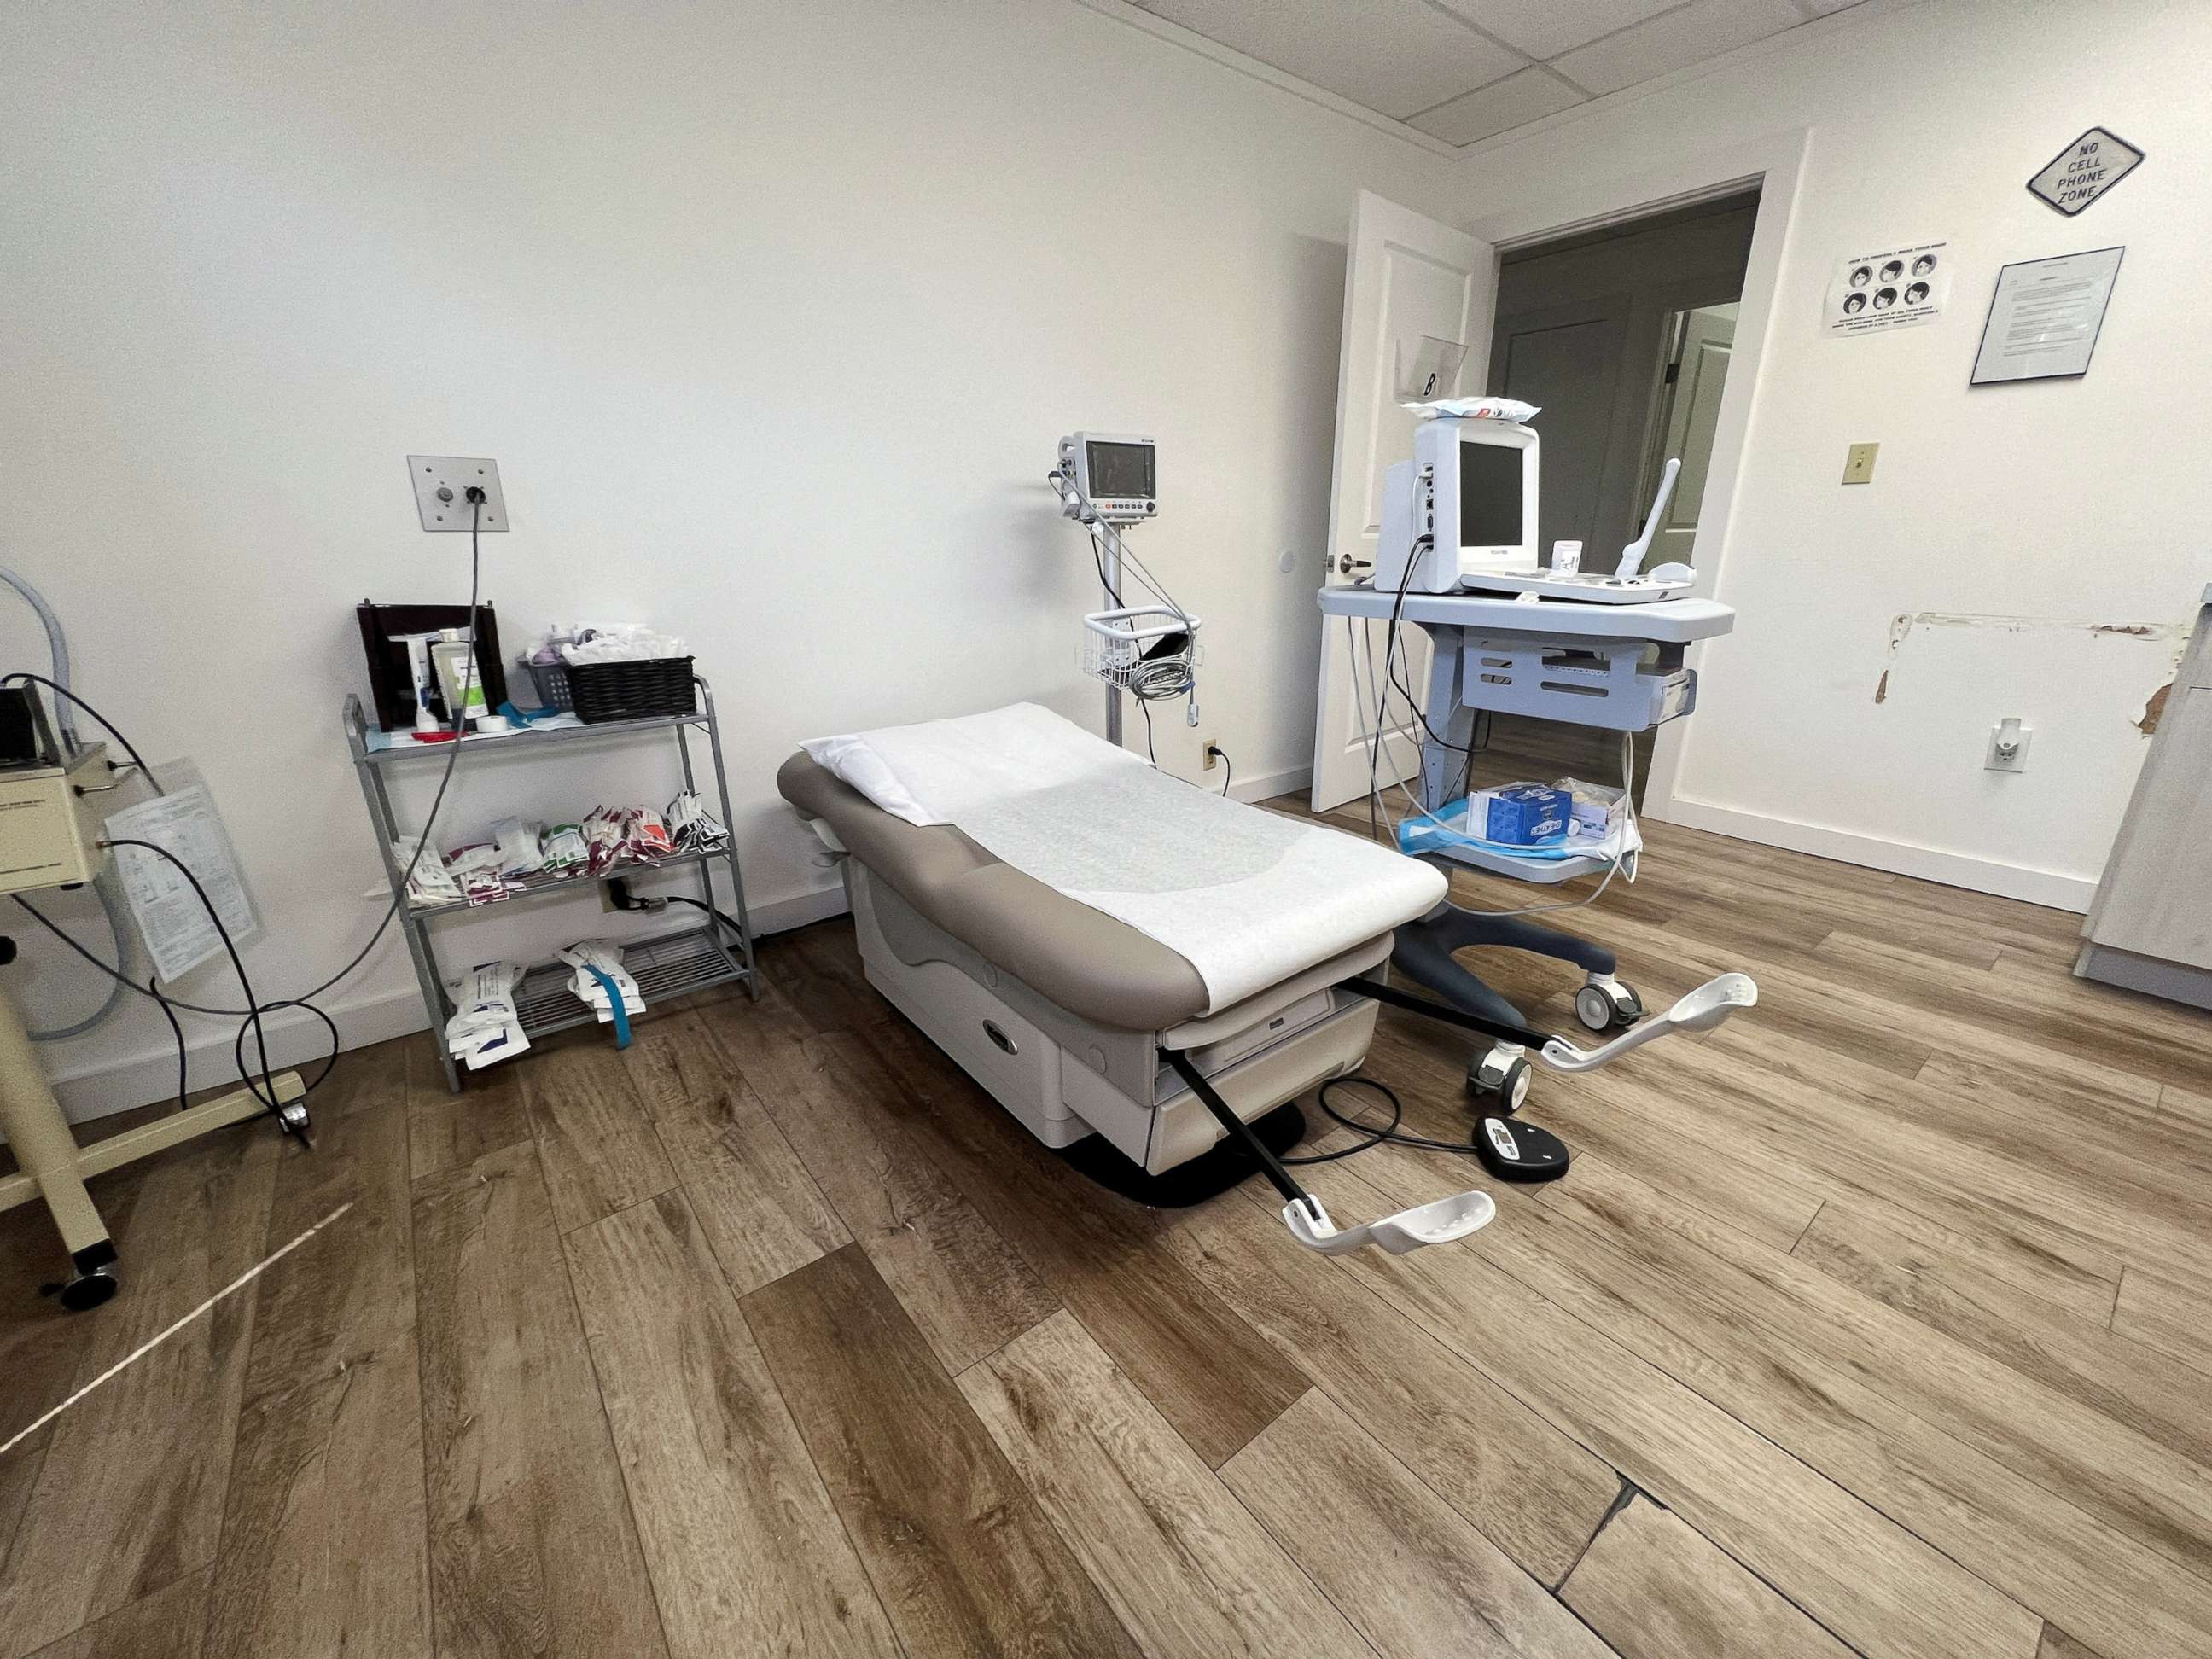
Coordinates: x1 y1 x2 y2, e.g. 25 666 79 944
1481 783 1569 846
1557 777 1627 841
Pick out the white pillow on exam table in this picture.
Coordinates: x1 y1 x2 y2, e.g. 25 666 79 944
800 702 1150 829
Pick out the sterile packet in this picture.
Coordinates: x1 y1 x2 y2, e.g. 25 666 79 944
492 817 547 878
627 807 674 862
1400 395 1541 424
1553 777 1627 842
583 807 627 876
442 841 511 906
540 822 588 876
394 837 465 907
443 959 531 1069
556 940 646 1022
667 789 728 852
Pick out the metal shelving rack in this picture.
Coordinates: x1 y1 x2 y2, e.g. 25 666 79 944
342 675 760 1092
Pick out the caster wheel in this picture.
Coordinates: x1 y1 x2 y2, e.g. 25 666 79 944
1575 979 1644 1032
1466 1047 1532 1114
57 1271 118 1312
278 1100 311 1136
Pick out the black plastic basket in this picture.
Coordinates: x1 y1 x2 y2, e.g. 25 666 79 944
521 657 574 712
566 655 697 724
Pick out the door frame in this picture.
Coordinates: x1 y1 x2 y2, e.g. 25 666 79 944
1464 127 1810 824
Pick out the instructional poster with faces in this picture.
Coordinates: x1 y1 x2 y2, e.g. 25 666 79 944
1824 241 1952 335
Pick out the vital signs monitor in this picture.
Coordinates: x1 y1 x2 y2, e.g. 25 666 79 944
1058 432 1157 524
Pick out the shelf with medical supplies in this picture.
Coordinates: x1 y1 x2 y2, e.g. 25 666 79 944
342 678 760 1092
399 844 730 918
355 701 710 760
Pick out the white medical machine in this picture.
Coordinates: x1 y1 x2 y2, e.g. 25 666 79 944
1318 399 1753 1167
1375 414 1694 603
1049 433 1200 739
0 684 307 1311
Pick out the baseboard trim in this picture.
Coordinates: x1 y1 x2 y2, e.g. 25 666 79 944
44 879 862 1126
1654 797 2096 912
48 983 431 1126
1230 763 1312 806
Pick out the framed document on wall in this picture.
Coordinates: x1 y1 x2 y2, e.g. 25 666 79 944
1970 247 2123 385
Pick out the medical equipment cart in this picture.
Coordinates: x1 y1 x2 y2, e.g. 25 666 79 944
343 678 760 1092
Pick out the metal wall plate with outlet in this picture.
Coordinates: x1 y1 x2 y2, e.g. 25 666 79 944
406 456 509 531
1842 443 1879 486
1985 718 2033 772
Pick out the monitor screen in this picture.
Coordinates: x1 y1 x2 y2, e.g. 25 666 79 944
1086 440 1155 500
1458 439 1524 549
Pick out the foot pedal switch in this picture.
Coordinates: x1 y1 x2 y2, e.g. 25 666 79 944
1475 1115 1569 1182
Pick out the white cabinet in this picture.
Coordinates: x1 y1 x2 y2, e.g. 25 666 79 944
2077 587 2212 1008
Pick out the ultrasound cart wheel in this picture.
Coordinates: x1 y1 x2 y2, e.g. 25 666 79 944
1467 1045 1531 1114
277 1100 311 1136
1575 977 1644 1033
55 1269 118 1313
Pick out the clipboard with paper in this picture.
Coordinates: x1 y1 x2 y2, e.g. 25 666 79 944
103 782 259 983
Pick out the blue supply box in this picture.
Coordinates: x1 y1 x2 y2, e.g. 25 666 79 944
1482 783 1569 846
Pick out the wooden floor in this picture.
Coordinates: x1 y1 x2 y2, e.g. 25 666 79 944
3 808 2210 1658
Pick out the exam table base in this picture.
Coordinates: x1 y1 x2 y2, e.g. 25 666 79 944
847 864 1377 1186
1059 1101 1307 1208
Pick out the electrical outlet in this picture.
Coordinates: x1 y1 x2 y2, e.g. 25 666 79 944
1842 442 1879 486
1985 719 2032 772
1200 738 1220 773
407 456 510 531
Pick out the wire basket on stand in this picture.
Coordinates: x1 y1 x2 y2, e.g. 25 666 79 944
1081 607 1201 700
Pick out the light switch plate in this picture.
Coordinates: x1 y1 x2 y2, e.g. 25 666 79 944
406 456 509 531
1842 443 1878 486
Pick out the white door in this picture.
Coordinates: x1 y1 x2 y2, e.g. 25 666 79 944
1310 192 1497 812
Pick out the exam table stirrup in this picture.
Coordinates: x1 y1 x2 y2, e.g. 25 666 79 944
1161 1049 1494 1256
1336 972 1758 1075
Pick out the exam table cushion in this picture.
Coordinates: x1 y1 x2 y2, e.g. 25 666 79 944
790 704 1447 1016
778 751 1213 1030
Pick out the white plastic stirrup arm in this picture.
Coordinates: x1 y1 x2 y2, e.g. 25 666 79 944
1539 971 1757 1074
1615 457 1681 579
1284 1190 1496 1256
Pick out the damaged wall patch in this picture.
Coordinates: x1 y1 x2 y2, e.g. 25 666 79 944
1874 611 2190 707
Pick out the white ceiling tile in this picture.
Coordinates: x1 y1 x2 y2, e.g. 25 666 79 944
1434 0 1679 61
1138 0 1525 119
1551 0 1805 96
1407 67 1585 145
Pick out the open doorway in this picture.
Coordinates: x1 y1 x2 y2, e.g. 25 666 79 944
1468 191 1758 799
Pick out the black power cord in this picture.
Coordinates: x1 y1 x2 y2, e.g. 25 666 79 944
99 837 288 1119
1205 742 1233 798
1283 1074 1488 1166
0 673 166 788
8 491 488 1119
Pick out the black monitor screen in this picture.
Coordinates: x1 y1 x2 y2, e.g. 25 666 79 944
1458 439 1524 549
1086 440 1155 500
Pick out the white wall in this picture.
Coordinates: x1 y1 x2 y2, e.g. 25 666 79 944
0 0 1462 1114
1459 0 2212 908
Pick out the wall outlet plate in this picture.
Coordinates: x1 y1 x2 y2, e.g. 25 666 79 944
1842 442 1878 486
1984 719 2033 772
406 456 509 531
